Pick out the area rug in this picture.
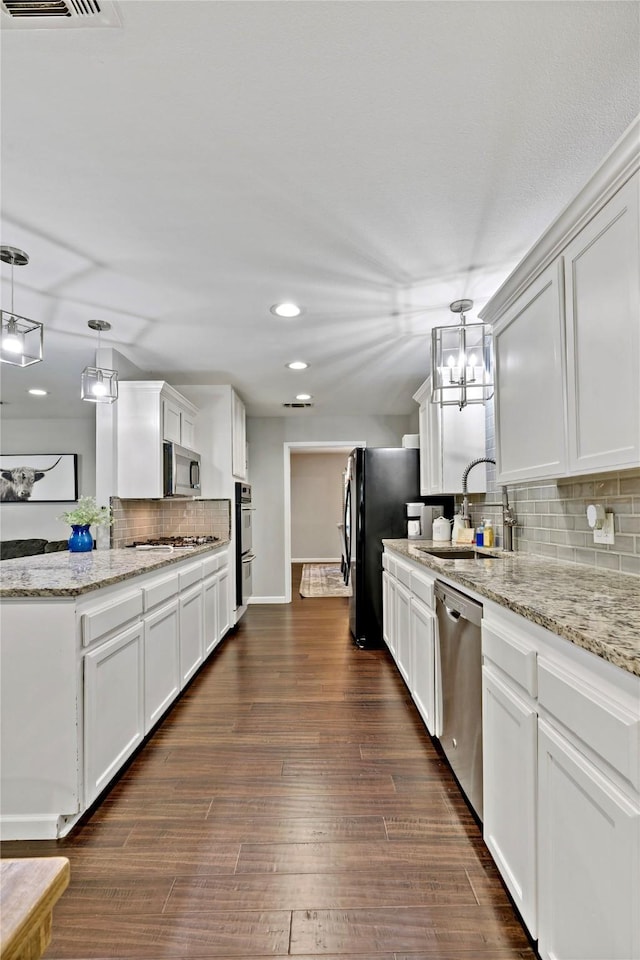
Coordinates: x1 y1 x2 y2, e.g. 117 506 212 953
299 563 352 598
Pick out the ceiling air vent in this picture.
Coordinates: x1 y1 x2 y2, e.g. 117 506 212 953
1 0 121 27
282 401 314 409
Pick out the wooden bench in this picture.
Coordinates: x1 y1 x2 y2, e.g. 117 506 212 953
0 858 69 960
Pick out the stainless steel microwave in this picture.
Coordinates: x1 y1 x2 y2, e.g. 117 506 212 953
163 441 201 497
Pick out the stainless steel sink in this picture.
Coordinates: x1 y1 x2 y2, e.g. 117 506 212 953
417 547 504 560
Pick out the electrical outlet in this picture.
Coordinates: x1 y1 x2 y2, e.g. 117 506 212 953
593 512 615 545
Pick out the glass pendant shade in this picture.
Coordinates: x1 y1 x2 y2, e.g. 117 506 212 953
81 365 118 403
81 319 118 403
430 299 493 409
0 310 43 366
0 246 43 367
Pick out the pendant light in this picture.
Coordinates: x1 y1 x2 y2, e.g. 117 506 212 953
430 299 493 410
0 246 43 367
81 320 118 403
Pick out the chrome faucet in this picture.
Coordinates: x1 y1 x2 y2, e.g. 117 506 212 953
460 457 496 523
502 485 517 552
460 458 517 551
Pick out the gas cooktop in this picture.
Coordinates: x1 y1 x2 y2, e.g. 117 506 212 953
126 536 220 549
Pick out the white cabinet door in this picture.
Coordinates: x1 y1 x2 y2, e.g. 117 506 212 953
410 596 437 735
180 409 196 450
395 581 411 686
203 574 219 656
414 377 486 494
217 566 231 641
538 718 640 960
494 262 567 483
383 572 397 657
163 397 182 443
84 622 144 805
482 665 538 937
231 389 247 480
143 599 180 733
440 403 486 494
564 173 640 474
179 584 204 687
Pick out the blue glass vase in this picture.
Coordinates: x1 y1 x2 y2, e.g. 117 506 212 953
68 524 93 553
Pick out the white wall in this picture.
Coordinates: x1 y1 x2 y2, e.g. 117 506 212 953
247 414 413 600
291 452 346 561
0 418 96 541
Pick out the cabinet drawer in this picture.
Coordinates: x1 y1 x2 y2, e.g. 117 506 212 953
482 622 537 698
202 554 221 578
410 569 435 608
383 553 396 577
538 656 640 791
143 573 179 611
179 563 203 591
395 558 412 587
81 591 143 647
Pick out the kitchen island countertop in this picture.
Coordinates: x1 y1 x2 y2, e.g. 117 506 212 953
383 539 640 678
0 540 231 599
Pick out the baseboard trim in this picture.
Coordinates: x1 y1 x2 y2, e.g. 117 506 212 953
248 596 287 604
293 557 341 564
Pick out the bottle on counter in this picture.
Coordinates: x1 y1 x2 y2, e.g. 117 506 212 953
475 520 484 548
483 518 494 548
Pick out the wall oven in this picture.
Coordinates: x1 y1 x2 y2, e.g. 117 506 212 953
235 482 255 613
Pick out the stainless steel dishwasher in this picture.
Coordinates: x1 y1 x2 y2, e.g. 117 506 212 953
434 580 484 821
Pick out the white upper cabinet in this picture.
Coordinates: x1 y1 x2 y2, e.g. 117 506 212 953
117 381 199 498
163 394 197 450
413 377 486 495
231 387 247 480
493 262 567 483
483 118 639 483
564 173 640 474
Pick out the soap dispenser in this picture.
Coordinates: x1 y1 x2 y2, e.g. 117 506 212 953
483 518 494 548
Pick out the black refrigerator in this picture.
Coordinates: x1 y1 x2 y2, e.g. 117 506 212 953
345 447 453 649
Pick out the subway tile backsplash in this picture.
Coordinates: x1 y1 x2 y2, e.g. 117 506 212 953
461 399 640 575
110 498 231 549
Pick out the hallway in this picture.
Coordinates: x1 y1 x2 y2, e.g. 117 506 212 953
1 566 535 958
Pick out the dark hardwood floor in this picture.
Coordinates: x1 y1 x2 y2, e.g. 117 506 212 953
1 564 536 959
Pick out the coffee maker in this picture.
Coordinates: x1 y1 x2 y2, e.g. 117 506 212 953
406 502 445 539
406 502 423 539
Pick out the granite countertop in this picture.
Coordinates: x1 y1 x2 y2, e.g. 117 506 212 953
0 540 231 599
383 539 640 678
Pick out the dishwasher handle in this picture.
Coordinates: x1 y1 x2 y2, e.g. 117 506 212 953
444 603 462 622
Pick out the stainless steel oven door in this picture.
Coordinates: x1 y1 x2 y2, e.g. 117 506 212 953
240 504 253 555
241 552 255 605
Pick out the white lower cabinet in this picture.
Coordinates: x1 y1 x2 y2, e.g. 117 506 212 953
383 550 439 735
179 584 204 687
84 621 145 806
203 574 220 657
483 604 640 960
482 665 537 936
217 566 231 640
395 580 411 685
143 599 180 733
382 570 396 657
538 718 640 960
1 546 231 840
410 596 437 736
382 550 640 960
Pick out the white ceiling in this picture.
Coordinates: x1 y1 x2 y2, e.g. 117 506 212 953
1 0 638 420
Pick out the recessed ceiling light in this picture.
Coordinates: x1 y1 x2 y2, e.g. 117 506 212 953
271 302 302 318
286 360 309 370
296 393 313 401
28 388 48 396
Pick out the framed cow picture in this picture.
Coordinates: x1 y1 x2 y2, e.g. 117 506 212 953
0 454 78 503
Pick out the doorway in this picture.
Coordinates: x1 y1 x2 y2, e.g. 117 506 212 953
282 440 365 603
